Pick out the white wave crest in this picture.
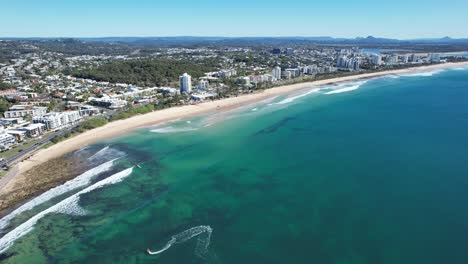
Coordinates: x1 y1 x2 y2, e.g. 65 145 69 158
0 159 118 230
150 127 198 133
325 81 367 95
399 69 443 77
88 146 110 160
273 88 321 105
0 167 134 254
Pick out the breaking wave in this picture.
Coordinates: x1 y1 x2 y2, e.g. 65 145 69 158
0 159 118 231
0 167 134 254
147 225 213 258
325 81 367 95
150 126 198 133
88 146 110 160
399 69 444 77
273 88 321 105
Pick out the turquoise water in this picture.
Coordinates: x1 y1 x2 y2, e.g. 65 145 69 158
1 67 468 263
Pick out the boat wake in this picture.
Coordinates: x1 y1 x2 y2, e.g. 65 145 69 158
0 159 118 230
0 167 134 254
147 225 213 258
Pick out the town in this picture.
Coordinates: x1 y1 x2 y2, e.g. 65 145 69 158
0 38 467 171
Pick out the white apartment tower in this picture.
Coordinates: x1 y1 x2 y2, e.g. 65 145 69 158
272 66 282 80
179 73 192 94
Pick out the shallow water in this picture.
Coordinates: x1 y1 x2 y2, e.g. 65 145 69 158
1 68 468 263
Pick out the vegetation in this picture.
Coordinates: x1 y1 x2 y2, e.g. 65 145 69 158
0 81 12 90
67 58 218 87
110 104 155 121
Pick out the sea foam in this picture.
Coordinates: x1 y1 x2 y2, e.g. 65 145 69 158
0 159 118 230
325 81 367 95
0 167 134 254
150 126 198 133
399 69 444 77
273 88 321 105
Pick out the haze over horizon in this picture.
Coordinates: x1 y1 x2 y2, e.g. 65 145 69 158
2 0 468 39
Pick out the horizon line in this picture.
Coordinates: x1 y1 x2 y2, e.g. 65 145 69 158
0 35 467 40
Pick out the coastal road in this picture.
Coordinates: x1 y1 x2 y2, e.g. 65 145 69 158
0 128 71 169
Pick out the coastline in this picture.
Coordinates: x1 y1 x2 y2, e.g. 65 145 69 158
1 61 467 200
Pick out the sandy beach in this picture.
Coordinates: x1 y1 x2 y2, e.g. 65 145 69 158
0 61 467 203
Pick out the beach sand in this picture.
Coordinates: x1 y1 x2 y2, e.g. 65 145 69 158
0 61 467 209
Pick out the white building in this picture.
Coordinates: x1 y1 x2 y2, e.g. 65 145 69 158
198 79 209 89
430 53 441 63
0 133 16 151
372 55 382 65
179 73 192 94
272 66 282 80
88 97 127 109
19 123 46 137
33 111 81 130
400 55 409 64
4 105 47 118
386 55 399 65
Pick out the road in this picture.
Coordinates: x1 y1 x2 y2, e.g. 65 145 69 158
0 127 73 169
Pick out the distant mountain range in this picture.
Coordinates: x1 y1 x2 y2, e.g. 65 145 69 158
2 36 468 46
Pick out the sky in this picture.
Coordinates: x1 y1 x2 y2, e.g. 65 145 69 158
2 0 468 39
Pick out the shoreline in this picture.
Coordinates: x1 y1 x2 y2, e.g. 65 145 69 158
1 61 468 197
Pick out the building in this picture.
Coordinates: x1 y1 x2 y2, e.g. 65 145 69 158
88 97 127 109
386 55 399 65
79 105 100 116
33 111 81 130
284 68 301 78
336 56 349 68
410 54 419 63
198 80 209 89
217 69 237 78
372 55 382 65
6 130 26 142
0 133 16 151
400 55 409 64
19 123 46 137
430 53 441 63
349 58 360 70
272 66 282 80
4 105 47 118
236 77 251 86
179 73 192 94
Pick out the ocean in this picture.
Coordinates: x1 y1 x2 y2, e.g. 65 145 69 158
1 66 468 263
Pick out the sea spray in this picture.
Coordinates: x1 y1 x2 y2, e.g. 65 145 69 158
0 167 134 254
0 158 119 230
147 225 213 258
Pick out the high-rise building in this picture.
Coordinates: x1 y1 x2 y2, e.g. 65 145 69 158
198 79 209 89
179 73 192 94
430 53 441 63
400 55 409 64
272 66 281 80
372 55 382 65
336 56 349 68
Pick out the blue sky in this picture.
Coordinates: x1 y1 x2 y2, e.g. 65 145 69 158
2 0 467 38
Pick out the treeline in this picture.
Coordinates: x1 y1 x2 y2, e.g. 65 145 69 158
67 58 218 87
